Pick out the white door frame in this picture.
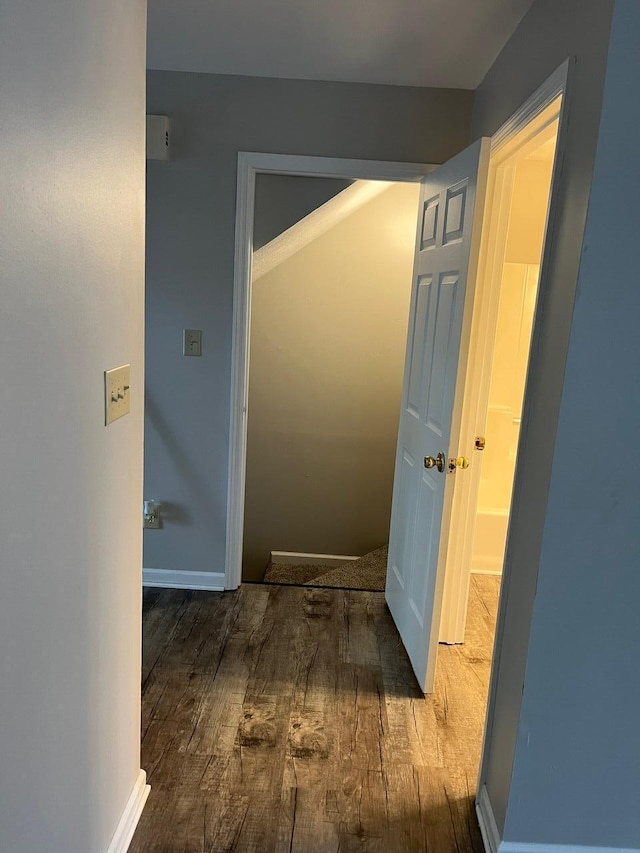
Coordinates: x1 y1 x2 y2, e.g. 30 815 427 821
225 153 437 589
438 60 570 643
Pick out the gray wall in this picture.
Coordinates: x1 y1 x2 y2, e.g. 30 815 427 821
144 71 473 576
254 174 352 250
244 183 418 580
505 2 640 845
471 0 618 840
0 0 146 851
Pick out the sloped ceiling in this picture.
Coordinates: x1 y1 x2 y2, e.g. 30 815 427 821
253 181 393 281
147 0 534 90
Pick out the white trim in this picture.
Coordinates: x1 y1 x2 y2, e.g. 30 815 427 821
439 59 569 645
225 152 437 590
476 784 501 853
253 181 391 280
471 565 503 576
500 845 640 853
234 152 437 182
491 60 570 154
143 568 225 591
476 785 640 853
476 58 573 806
270 550 359 568
106 769 150 853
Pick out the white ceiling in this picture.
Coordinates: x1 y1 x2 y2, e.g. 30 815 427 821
147 0 534 90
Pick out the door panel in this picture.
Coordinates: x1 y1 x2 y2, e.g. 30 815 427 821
425 273 460 434
406 276 433 416
386 139 490 692
410 472 438 618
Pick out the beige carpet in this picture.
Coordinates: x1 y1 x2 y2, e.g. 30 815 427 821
263 545 388 591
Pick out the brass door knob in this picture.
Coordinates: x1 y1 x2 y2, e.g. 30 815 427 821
448 455 470 472
424 452 446 473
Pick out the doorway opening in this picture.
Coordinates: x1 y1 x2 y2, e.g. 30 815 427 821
383 69 566 694
226 155 436 590
438 96 562 655
471 112 559 574
241 174 421 589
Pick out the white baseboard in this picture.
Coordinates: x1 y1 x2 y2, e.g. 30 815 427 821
143 568 225 591
106 769 150 853
477 784 501 853
475 783 637 853
471 566 503 576
500 843 640 853
270 550 359 568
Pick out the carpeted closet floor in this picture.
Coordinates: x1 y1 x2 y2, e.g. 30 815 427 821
262 545 388 591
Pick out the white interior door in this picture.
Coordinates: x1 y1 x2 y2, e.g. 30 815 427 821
386 139 490 693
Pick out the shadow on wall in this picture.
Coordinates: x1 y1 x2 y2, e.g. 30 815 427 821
253 174 353 250
145 391 220 528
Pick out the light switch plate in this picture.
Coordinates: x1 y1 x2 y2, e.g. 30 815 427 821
183 329 202 357
104 364 131 425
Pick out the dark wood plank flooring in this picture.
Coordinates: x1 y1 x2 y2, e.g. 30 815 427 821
130 576 500 853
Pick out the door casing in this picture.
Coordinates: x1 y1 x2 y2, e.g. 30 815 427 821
473 59 573 851
439 76 567 644
226 154 436 590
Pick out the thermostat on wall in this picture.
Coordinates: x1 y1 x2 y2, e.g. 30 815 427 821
146 115 170 161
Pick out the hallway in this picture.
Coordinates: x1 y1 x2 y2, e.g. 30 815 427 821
131 577 499 852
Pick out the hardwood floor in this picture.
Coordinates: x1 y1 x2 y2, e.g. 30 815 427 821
131 575 500 853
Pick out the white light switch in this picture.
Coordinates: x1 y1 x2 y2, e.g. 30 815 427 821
104 364 131 425
183 329 202 357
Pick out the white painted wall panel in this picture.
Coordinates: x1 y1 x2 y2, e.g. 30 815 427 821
0 1 146 850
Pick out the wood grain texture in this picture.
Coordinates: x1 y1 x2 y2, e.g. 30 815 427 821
131 575 500 853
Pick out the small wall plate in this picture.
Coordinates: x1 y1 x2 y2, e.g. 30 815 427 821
183 329 202 357
104 365 131 425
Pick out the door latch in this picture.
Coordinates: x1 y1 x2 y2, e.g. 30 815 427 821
448 456 470 472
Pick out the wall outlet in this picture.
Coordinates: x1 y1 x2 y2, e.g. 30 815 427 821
183 329 202 356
